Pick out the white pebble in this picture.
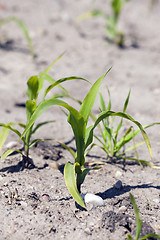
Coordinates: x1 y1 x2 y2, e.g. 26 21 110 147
20 201 27 207
115 170 123 178
81 193 105 207
153 199 160 203
118 206 127 213
5 141 17 149
84 227 91 235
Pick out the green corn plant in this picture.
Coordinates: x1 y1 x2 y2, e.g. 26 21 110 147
0 54 88 167
0 17 35 57
150 0 156 9
19 68 152 208
91 88 160 166
127 193 160 240
78 0 129 47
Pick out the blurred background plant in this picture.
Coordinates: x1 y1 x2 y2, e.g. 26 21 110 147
127 193 160 240
78 0 130 47
0 17 35 57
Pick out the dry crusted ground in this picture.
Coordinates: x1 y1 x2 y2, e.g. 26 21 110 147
0 0 160 239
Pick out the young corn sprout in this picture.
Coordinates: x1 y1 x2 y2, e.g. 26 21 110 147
18 66 152 208
0 54 88 168
127 193 160 240
0 17 35 57
78 0 129 47
21 70 153 208
91 88 160 167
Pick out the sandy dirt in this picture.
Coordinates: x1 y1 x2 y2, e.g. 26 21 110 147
0 0 160 239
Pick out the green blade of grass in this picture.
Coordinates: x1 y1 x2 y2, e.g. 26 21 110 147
64 162 86 208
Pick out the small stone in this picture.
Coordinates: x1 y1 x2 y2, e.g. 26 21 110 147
154 223 160 234
5 141 17 149
84 227 91 235
81 193 105 207
118 206 127 213
114 180 122 189
153 199 160 203
49 162 59 169
115 170 123 178
41 194 50 202
20 201 27 207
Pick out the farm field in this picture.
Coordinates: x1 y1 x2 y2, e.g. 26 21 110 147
0 0 160 239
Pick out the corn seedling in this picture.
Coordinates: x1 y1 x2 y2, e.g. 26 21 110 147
0 54 88 167
21 69 153 208
17 65 152 208
91 88 160 167
127 193 160 240
0 17 35 57
79 0 129 47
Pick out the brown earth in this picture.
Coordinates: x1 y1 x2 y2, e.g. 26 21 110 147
0 0 160 239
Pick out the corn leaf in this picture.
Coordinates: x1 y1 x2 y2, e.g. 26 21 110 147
20 98 83 143
115 89 131 142
26 100 37 123
39 72 68 93
140 233 160 240
31 120 55 135
26 76 39 101
0 125 10 152
0 17 34 57
85 111 152 158
80 69 111 123
29 138 53 148
126 234 133 240
121 157 154 167
129 193 142 240
44 76 90 98
44 52 65 74
20 98 85 166
118 141 145 156
64 162 86 208
79 167 91 186
56 141 76 159
1 149 23 160
68 111 86 166
0 123 26 144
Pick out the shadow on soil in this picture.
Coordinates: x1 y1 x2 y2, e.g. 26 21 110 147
97 183 160 200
